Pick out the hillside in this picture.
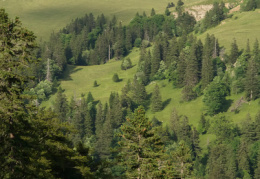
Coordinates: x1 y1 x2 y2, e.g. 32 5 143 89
0 0 170 40
198 10 260 51
0 0 240 40
43 46 260 128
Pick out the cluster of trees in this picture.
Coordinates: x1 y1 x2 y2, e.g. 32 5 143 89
136 28 260 115
31 0 196 84
0 9 93 178
2 0 260 177
195 2 227 33
241 0 260 11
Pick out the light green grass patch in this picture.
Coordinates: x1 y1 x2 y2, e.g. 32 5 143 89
198 10 260 52
41 48 141 107
0 0 170 40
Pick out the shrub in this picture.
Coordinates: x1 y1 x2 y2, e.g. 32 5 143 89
134 38 142 47
113 73 120 82
93 80 98 87
121 58 132 70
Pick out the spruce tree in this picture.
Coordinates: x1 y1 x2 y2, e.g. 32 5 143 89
245 57 259 100
151 43 161 78
95 113 114 159
131 75 147 106
118 106 165 178
0 9 89 178
171 141 192 179
201 34 214 90
54 87 68 122
151 8 156 16
151 84 163 112
237 138 250 173
255 150 260 179
182 43 199 101
169 108 180 140
230 39 239 64
95 102 104 136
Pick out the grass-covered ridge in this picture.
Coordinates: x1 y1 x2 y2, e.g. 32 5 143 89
0 0 170 40
198 10 260 51
43 45 260 128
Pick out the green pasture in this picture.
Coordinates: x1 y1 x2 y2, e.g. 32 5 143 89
0 0 171 40
198 10 260 52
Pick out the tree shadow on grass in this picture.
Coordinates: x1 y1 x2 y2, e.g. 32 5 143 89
162 98 171 110
62 65 83 81
222 99 233 112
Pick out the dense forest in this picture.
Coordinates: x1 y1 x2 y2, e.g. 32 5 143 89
1 0 260 178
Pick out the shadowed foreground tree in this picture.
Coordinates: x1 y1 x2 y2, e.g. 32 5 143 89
0 9 91 178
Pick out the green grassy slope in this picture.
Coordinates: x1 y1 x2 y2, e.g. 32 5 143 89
198 10 260 51
0 0 171 40
42 46 260 129
0 0 239 40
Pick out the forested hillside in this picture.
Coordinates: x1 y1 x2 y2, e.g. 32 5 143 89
2 0 260 178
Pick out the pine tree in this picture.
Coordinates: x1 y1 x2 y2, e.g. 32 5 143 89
182 43 199 101
171 141 192 179
151 43 161 77
95 113 114 159
237 138 250 173
54 87 68 122
151 84 163 112
245 57 259 100
143 50 152 84
230 39 239 64
201 34 214 90
118 106 165 178
255 111 260 141
131 75 147 106
151 8 156 16
95 102 104 136
0 10 89 178
169 108 180 140
255 150 260 179
207 143 236 179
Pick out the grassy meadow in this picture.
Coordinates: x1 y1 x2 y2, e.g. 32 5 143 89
0 0 171 40
42 45 260 129
197 10 260 52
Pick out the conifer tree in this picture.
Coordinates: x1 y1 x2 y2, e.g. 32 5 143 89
95 113 114 159
151 8 156 16
255 111 260 141
230 39 239 64
131 75 147 106
255 150 260 179
245 57 259 100
86 91 94 104
54 87 69 122
207 143 236 179
0 9 89 178
151 43 161 78
143 50 152 84
237 138 250 173
169 108 180 140
151 84 163 112
201 34 214 90
182 43 199 101
95 102 104 136
176 50 187 87
171 141 192 179
118 106 165 178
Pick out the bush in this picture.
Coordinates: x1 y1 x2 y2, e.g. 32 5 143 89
121 58 132 70
93 80 98 87
113 73 120 82
134 38 142 47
